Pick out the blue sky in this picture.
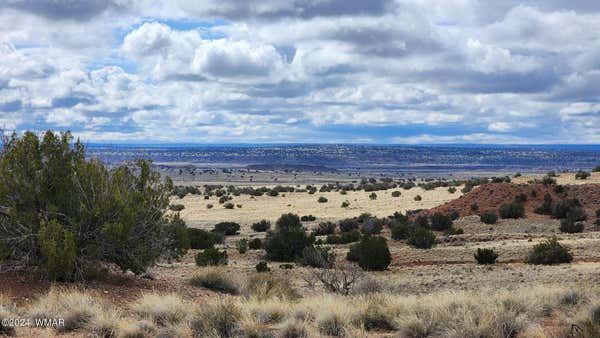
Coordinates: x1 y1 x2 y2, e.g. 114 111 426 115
1 0 600 144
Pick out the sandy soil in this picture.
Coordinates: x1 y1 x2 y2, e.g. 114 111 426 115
176 186 463 228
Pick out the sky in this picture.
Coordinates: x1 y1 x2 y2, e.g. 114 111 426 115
1 0 600 144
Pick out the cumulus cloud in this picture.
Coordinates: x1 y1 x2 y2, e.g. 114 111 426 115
1 0 600 143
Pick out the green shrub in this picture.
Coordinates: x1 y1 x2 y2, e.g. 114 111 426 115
325 229 360 245
195 248 228 266
559 219 584 233
534 193 553 215
474 248 498 264
313 222 336 236
448 187 457 194
429 212 453 231
169 204 185 211
264 227 313 262
188 228 222 250
391 191 401 197
346 243 360 262
526 237 572 265
206 204 213 209
300 246 334 268
223 202 234 209
356 236 391 271
189 270 238 294
369 193 377 200
213 222 240 236
38 220 76 281
360 218 383 235
499 202 525 219
480 213 498 224
237 239 248 254
341 201 350 208
301 215 316 222
251 220 271 232
317 196 328 203
448 210 460 220
255 261 270 273
552 199 582 219
414 195 422 201
391 223 411 240
339 218 359 232
248 238 262 250
276 213 302 230
575 170 591 180
414 215 429 228
407 227 436 249
593 166 600 172
0 131 186 280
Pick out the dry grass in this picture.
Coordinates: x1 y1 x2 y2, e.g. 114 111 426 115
130 293 189 326
189 267 239 294
177 186 462 228
27 288 106 332
8 284 600 337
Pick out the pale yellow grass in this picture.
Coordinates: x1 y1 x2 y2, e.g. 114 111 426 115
177 186 462 228
513 171 600 185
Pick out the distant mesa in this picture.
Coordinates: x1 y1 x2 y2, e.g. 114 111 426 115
245 163 338 172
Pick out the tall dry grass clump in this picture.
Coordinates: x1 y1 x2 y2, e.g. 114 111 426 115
130 293 189 326
27 288 107 332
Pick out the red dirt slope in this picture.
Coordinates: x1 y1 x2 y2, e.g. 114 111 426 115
428 183 600 218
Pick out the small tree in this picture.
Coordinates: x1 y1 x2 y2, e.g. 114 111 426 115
356 236 391 271
429 212 453 231
276 213 302 230
237 239 248 254
369 193 377 200
248 238 262 250
526 237 572 265
575 170 591 180
195 248 228 266
213 222 240 236
474 248 498 264
534 193 553 215
559 219 584 233
499 202 525 219
480 213 498 224
264 227 313 261
318 196 328 203
188 228 222 249
391 191 401 197
391 223 411 240
251 220 271 232
407 227 436 249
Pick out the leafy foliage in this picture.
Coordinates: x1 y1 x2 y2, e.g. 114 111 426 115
429 212 453 231
526 237 572 265
265 218 313 261
195 248 228 266
0 131 187 280
480 213 498 224
559 219 584 233
251 220 271 232
474 248 498 264
213 222 240 236
356 236 391 271
407 227 436 249
188 228 222 250
499 202 525 219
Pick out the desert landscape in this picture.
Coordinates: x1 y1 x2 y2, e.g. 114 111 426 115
3 154 600 337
